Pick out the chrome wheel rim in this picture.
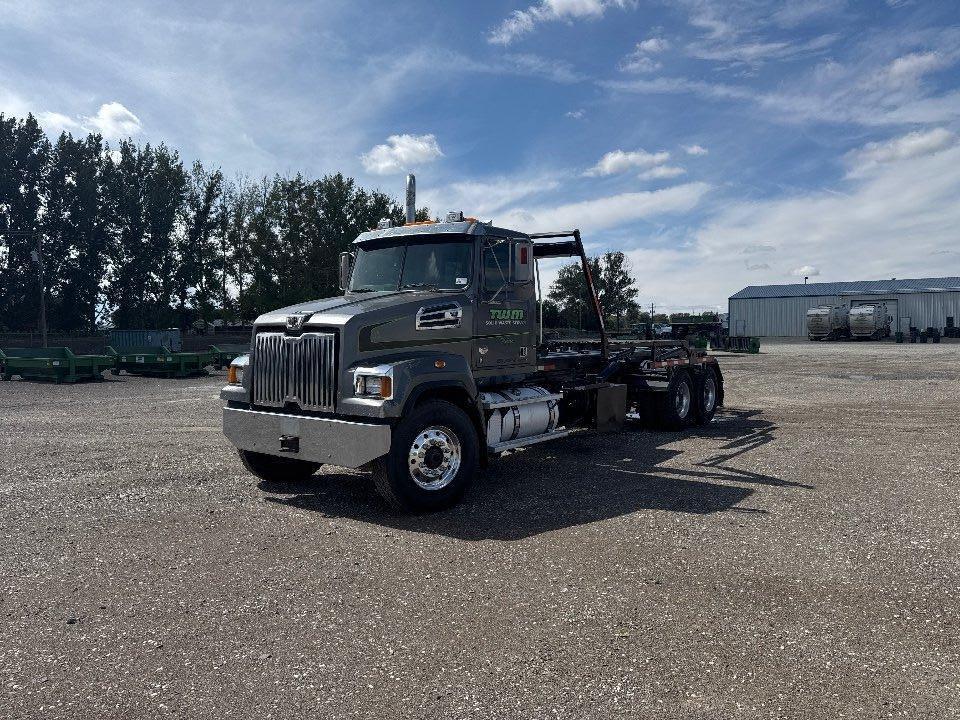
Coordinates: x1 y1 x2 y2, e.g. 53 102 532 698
703 377 716 414
408 425 461 490
675 381 691 419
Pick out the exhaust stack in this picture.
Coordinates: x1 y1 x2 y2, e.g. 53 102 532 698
405 174 416 225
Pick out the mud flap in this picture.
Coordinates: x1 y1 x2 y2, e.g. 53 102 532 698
593 383 627 432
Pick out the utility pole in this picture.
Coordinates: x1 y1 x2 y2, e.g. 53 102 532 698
30 235 48 348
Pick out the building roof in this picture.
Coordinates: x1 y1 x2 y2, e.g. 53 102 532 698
730 276 960 300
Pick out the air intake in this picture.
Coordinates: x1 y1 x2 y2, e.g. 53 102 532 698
416 302 463 330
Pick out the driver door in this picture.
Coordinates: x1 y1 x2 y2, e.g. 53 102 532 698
473 237 535 372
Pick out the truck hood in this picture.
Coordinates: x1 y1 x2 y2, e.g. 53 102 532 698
254 290 450 328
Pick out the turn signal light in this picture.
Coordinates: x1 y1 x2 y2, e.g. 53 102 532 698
227 365 239 384
379 376 392 399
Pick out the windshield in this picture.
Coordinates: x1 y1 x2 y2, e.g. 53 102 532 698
349 239 473 293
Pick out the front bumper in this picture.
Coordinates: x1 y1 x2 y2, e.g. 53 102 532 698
222 407 391 468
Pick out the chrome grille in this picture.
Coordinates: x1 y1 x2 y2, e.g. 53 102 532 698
252 331 337 412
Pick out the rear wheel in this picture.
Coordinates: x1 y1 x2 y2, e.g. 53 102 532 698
238 449 321 482
372 399 478 512
695 367 719 425
659 371 694 430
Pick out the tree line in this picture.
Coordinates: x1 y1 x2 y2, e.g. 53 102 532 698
0 112 643 334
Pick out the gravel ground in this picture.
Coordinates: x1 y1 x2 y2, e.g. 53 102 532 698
2 340 959 719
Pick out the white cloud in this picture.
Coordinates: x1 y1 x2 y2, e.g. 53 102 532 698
620 36 670 73
771 0 847 28
583 148 670 176
605 44 960 127
419 174 560 219
565 108 585 119
35 101 141 139
488 0 632 45
882 51 951 87
360 133 443 176
687 33 838 65
84 102 141 138
498 182 711 234
792 265 820 277
602 75 754 102
628 143 960 309
637 37 670 54
845 128 955 177
683 144 708 156
37 110 82 135
620 54 661 73
501 53 585 83
638 165 686 180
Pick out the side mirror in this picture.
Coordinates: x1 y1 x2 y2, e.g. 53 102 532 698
514 241 533 283
338 252 353 291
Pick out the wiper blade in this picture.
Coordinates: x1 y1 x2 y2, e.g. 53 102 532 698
349 288 376 293
400 283 439 291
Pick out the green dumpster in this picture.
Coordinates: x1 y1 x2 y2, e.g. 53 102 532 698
0 347 114 383
210 343 250 370
708 336 761 353
108 346 215 378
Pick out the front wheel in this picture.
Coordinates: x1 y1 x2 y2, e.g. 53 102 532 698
238 449 321 483
372 399 479 512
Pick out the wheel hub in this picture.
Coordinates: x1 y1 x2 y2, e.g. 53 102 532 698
408 425 462 490
703 378 716 413
676 381 691 418
423 446 444 470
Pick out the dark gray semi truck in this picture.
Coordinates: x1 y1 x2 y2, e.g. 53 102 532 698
221 177 723 511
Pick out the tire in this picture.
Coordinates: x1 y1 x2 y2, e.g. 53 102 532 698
659 371 695 430
372 399 479 512
238 449 321 483
695 367 719 425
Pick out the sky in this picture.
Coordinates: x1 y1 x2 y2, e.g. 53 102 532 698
2 0 959 312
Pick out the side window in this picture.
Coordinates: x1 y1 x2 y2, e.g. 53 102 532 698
482 239 512 302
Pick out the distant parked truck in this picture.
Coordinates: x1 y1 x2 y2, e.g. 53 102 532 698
806 305 849 340
848 303 891 340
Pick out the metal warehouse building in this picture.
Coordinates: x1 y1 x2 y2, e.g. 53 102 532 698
728 277 960 337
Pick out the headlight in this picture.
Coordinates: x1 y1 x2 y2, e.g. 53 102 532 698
228 354 249 385
353 371 393 399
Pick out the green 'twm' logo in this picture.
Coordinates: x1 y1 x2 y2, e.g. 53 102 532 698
489 308 525 321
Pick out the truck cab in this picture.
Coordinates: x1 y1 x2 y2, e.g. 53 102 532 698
222 183 723 512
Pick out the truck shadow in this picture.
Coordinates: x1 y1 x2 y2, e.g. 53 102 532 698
259 407 803 541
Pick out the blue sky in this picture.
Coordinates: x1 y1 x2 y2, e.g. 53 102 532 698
2 0 960 311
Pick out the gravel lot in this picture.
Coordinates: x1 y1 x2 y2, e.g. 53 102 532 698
2 340 958 719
